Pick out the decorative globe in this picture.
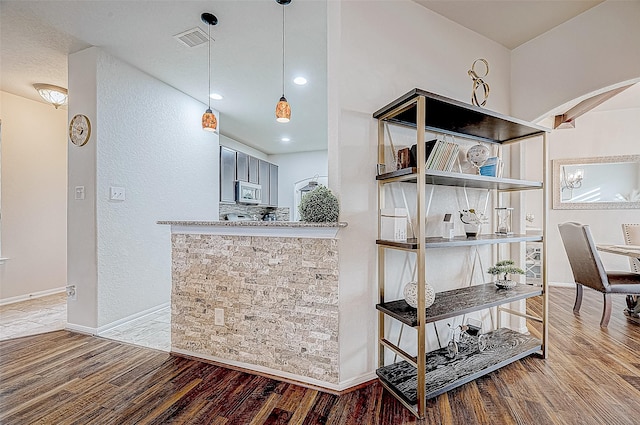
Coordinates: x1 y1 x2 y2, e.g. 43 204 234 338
403 281 436 308
466 144 490 170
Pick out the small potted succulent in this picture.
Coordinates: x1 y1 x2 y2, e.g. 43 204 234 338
488 260 525 289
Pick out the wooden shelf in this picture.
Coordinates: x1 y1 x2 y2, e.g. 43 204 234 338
377 168 542 192
377 234 543 250
376 283 542 327
372 88 548 144
376 328 541 404
373 88 549 419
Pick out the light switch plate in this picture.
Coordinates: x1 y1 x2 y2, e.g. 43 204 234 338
74 186 85 200
109 186 125 201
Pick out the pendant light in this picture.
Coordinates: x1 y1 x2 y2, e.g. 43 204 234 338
201 12 218 132
275 0 291 123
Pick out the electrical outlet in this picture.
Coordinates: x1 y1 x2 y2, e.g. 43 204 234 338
109 186 125 201
214 308 224 326
66 285 77 300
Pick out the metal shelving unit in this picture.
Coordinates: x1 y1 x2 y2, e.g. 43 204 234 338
373 89 549 419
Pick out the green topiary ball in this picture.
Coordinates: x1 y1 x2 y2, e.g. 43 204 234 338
299 185 340 222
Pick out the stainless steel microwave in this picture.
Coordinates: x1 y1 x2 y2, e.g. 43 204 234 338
236 181 262 204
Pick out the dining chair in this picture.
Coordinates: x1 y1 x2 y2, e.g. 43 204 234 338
558 222 640 327
622 223 640 273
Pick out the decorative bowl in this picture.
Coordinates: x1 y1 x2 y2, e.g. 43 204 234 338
495 279 517 290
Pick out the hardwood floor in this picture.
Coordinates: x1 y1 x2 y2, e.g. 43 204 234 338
1 287 639 424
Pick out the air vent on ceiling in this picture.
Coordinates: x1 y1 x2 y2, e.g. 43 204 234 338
173 27 210 48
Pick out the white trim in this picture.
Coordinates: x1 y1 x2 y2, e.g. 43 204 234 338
0 286 66 306
66 323 97 335
96 302 170 334
549 281 575 288
337 371 378 391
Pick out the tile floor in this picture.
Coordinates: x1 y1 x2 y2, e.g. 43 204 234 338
0 292 170 352
99 307 171 351
0 292 67 341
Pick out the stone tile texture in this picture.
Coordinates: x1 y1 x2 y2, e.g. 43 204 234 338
171 234 339 383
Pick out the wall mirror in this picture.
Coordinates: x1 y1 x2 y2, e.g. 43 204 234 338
553 155 640 209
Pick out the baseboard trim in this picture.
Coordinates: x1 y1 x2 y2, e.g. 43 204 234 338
65 323 97 335
96 302 170 334
0 287 66 306
549 281 575 288
172 348 374 394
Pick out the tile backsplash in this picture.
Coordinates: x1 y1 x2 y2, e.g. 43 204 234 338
219 204 290 221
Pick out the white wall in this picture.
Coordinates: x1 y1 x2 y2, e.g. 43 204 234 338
330 0 512 384
511 0 640 122
511 0 640 286
68 47 219 331
0 91 67 301
268 150 328 217
544 108 640 285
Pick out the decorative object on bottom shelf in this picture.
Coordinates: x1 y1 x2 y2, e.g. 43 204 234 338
298 185 339 222
403 280 435 308
459 209 486 237
488 259 525 289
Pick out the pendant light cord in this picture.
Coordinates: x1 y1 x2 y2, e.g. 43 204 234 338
281 4 285 97
208 21 211 109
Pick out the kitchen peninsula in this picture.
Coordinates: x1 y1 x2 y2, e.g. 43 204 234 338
158 220 347 388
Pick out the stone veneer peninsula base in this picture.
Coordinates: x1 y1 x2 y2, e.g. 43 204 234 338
158 221 347 388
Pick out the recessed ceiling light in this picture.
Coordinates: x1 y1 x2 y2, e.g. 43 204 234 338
281 137 291 143
210 93 223 100
293 77 307 85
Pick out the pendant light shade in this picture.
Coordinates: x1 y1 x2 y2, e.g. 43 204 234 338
275 0 291 123
201 12 218 132
202 108 218 131
276 96 291 123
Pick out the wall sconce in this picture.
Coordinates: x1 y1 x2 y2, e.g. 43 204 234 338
33 83 68 109
562 167 584 191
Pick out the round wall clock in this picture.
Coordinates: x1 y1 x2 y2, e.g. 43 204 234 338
69 114 91 146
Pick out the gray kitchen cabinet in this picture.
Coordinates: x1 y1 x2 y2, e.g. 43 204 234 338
269 163 278 206
258 159 270 206
220 147 236 203
236 151 249 182
249 156 259 184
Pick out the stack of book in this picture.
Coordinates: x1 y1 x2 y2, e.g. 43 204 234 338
424 139 459 172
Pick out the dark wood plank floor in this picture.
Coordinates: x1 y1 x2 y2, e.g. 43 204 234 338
1 287 639 424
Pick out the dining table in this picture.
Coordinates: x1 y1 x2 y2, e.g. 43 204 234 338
597 244 640 324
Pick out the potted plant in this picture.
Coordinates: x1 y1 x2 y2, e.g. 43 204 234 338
488 259 525 289
298 185 340 222
459 209 487 237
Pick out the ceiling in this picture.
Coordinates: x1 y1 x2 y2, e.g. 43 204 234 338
1 0 632 156
0 0 327 155
414 0 604 50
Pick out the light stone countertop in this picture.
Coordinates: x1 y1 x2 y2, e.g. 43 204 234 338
157 220 347 227
158 220 348 238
